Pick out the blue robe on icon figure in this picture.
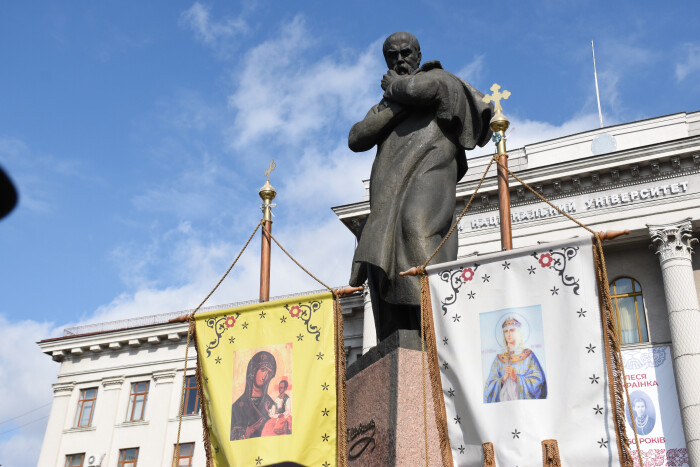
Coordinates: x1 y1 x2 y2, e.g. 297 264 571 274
484 317 547 403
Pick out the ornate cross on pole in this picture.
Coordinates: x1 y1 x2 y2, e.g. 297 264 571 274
264 159 276 182
483 83 513 250
483 83 511 115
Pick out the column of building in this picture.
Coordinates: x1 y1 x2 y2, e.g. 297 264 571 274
37 382 75 466
361 281 377 354
649 218 700 466
86 376 125 465
149 369 177 465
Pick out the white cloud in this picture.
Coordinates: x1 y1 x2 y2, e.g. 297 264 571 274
457 54 486 87
676 43 700 82
467 112 600 159
0 315 59 467
180 2 248 52
227 16 384 148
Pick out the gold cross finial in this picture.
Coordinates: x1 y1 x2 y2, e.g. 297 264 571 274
482 83 511 114
264 160 276 182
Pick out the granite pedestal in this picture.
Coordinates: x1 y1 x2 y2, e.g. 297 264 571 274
346 330 443 466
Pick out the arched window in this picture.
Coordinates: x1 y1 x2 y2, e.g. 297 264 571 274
609 277 649 345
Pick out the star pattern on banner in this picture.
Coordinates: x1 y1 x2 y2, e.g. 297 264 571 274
214 446 220 454
280 315 287 323
454 415 461 424
468 291 476 299
322 408 329 416
215 357 222 364
550 286 559 295
255 456 262 465
586 344 596 353
443 337 449 345
577 308 587 318
589 374 600 384
259 311 266 319
323 462 330 467
594 404 603 415
242 322 248 329
443 361 449 370
502 261 511 269
297 333 304 341
452 314 461 323
482 274 490 282
527 265 536 275
598 438 608 448
321 382 329 391
512 429 521 439
229 336 235 344
322 433 329 442
448 388 455 397
204 376 209 383
316 352 324 360
458 445 465 454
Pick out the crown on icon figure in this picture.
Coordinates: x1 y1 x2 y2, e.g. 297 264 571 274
502 317 522 328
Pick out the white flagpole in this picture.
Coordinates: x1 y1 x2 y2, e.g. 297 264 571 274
592 40 604 128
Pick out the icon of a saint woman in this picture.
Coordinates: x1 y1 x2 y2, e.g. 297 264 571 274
484 316 547 403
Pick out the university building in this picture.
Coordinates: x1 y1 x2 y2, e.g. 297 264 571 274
39 109 700 466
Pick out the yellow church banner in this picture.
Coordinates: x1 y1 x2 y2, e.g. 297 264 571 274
194 291 340 467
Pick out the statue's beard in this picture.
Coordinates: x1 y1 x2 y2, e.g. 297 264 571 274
393 63 413 75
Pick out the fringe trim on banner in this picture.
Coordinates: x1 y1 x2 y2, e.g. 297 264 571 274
193 324 215 467
592 242 641 467
482 442 496 467
334 297 348 467
421 275 455 467
541 439 561 467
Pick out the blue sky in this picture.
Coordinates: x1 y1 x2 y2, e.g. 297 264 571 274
1 1 699 464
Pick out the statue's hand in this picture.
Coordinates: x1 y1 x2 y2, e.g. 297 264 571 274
381 70 400 91
377 99 404 115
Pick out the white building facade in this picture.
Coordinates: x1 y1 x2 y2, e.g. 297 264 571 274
39 110 700 466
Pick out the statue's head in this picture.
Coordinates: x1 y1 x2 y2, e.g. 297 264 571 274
383 32 421 75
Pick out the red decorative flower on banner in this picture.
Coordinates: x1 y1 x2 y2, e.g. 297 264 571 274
539 253 553 268
461 268 475 282
289 305 301 318
225 316 236 328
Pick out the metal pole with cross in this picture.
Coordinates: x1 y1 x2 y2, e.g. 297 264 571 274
259 160 277 301
483 83 513 250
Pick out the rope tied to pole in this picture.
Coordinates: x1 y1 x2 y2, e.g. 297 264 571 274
174 219 263 466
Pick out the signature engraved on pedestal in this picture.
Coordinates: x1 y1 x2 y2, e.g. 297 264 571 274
347 419 376 461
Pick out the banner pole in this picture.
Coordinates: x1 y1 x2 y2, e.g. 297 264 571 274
483 84 513 251
259 162 277 302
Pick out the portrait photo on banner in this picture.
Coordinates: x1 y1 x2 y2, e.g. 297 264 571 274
230 342 294 441
626 389 657 436
480 305 548 403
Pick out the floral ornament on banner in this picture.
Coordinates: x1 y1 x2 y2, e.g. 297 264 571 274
204 312 240 357
284 300 322 341
438 264 481 314
532 246 581 294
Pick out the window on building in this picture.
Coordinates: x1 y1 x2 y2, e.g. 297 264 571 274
65 453 85 467
118 448 139 467
182 376 200 415
609 277 649 345
127 382 149 422
173 443 194 467
74 388 97 427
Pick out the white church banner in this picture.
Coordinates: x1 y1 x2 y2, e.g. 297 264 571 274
622 345 688 466
426 237 632 466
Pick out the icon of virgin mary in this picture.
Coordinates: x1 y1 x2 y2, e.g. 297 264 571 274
230 351 277 440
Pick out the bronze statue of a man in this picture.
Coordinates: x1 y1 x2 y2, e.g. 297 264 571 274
348 32 493 341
